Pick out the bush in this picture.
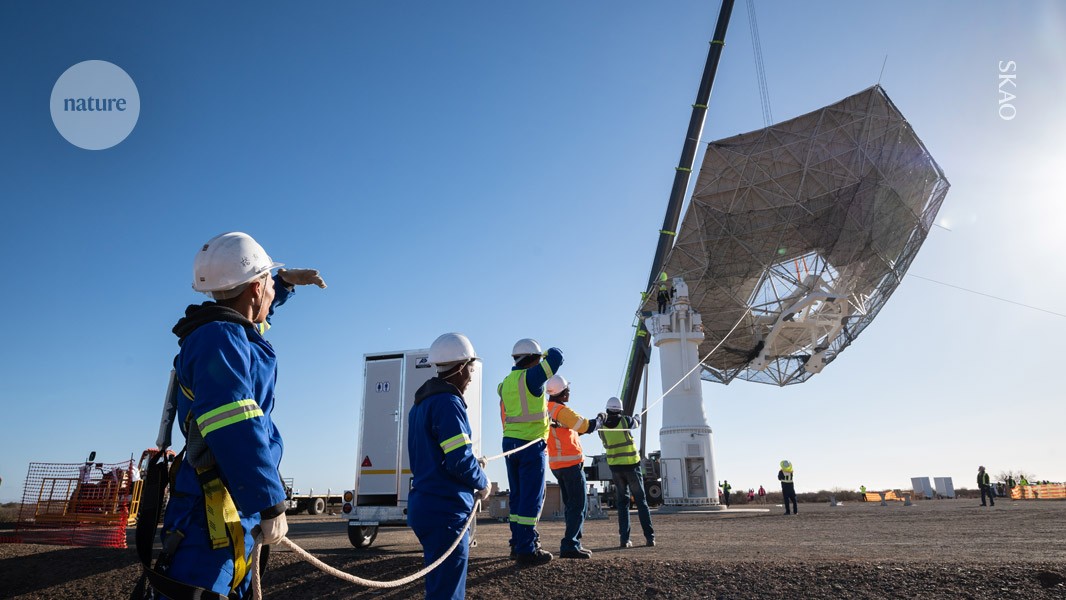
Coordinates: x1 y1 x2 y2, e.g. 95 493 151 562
0 502 22 523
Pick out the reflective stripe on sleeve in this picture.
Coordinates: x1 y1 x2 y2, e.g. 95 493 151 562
440 432 472 454
196 399 264 436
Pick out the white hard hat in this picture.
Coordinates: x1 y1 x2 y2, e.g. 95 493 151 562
546 375 569 397
192 232 283 294
511 338 542 357
605 396 623 412
429 333 480 372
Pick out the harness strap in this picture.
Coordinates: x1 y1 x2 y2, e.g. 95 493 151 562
132 449 227 600
196 465 250 593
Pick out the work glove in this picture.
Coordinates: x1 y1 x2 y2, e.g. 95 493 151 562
583 416 601 435
278 268 327 289
597 412 607 423
478 456 488 469
477 486 492 503
258 513 289 545
631 414 642 428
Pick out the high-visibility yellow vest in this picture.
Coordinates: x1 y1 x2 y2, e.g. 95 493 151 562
499 369 549 441
598 421 639 467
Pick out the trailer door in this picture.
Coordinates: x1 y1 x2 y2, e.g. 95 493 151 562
399 352 435 505
357 355 403 504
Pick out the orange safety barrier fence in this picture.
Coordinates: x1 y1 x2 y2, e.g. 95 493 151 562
0 460 141 548
1010 483 1066 500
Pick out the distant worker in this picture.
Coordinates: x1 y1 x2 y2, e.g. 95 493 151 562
977 466 995 507
545 374 601 559
757 485 766 503
499 338 562 565
1007 476 1015 491
779 460 798 515
747 488 755 502
160 232 326 598
1020 476 1029 486
656 271 672 314
599 396 655 548
408 333 491 600
720 480 732 507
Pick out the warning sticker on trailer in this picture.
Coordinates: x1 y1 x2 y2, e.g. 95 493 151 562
415 356 431 368
361 456 372 467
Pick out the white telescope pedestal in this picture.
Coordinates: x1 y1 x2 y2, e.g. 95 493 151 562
646 278 722 509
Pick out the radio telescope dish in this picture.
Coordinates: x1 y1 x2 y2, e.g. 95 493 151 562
647 85 950 385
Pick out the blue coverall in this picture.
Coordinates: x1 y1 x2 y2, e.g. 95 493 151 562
501 348 563 555
161 277 293 598
408 377 488 600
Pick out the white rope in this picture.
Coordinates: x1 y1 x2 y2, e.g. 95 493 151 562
481 437 538 462
634 307 751 419
250 498 482 598
247 311 750 598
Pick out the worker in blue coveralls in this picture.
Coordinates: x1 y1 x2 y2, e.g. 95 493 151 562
499 338 562 565
408 333 491 600
161 232 326 599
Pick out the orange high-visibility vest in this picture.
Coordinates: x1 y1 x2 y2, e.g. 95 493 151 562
546 401 584 469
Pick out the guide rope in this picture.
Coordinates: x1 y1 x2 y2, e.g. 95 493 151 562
634 307 751 420
248 439 540 598
248 307 749 597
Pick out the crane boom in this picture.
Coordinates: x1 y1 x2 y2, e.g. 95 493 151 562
619 0 735 416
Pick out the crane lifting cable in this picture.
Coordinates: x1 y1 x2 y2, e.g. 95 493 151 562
745 0 773 126
640 85 950 386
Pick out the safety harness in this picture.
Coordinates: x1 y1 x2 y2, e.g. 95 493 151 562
131 367 261 600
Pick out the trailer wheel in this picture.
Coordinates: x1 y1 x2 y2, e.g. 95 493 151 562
348 524 378 548
308 497 326 515
646 482 663 505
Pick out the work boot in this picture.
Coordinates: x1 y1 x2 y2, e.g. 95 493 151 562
646 538 656 547
515 549 553 566
560 548 592 559
620 540 633 549
509 539 541 559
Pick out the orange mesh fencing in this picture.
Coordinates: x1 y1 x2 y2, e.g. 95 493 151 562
1010 484 1066 500
1 460 140 548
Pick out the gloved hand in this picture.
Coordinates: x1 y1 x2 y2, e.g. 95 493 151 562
278 268 327 289
477 486 492 502
258 513 288 544
478 456 488 469
631 414 642 428
597 412 607 423
582 415 601 435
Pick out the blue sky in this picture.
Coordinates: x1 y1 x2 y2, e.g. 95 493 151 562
1 1 1064 502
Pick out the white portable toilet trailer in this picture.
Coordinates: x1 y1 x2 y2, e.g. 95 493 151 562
341 349 483 547
645 278 722 508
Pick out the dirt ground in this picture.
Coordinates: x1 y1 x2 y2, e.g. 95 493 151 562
2 498 1065 599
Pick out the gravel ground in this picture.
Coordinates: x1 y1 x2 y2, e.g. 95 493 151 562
2 498 1065 599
